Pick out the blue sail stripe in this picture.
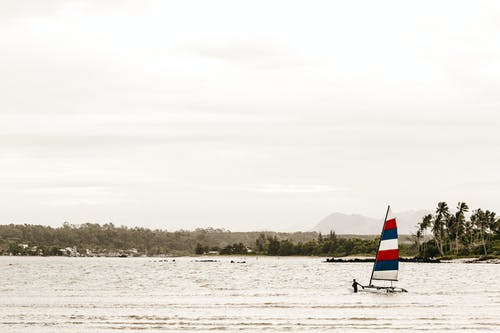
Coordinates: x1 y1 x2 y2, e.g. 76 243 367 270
374 259 399 271
381 228 397 241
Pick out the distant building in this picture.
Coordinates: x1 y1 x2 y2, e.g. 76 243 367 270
59 247 79 257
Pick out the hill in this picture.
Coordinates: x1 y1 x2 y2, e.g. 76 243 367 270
312 210 430 235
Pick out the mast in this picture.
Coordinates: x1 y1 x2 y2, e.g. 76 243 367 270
369 205 390 286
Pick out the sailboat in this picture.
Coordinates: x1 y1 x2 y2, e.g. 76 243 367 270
362 206 407 293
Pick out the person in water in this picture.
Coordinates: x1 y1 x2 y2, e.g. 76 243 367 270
352 279 364 293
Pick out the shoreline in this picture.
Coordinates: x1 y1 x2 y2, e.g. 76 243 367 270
1 255 498 263
323 256 500 264
324 257 441 263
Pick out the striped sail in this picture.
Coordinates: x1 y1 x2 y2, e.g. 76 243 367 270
371 208 398 281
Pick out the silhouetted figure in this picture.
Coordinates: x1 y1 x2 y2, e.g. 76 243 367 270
352 279 363 293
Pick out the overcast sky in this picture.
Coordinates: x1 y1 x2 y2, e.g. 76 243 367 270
1 0 499 231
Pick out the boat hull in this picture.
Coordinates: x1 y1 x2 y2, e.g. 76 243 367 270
359 285 408 293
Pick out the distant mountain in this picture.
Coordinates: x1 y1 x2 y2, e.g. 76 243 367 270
312 210 431 235
313 213 379 235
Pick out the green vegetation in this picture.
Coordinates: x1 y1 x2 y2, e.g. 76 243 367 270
0 223 318 256
0 222 417 257
416 202 500 258
251 231 417 257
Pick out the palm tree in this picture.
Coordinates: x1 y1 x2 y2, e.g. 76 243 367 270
473 209 498 255
463 219 474 252
484 210 497 254
414 229 423 255
453 202 469 255
433 202 450 257
419 214 433 232
445 214 456 254
471 209 486 255
418 214 433 257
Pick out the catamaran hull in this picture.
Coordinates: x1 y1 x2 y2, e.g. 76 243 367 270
359 286 408 293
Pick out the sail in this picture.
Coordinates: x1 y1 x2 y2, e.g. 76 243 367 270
371 208 398 281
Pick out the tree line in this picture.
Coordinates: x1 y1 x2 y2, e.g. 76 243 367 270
198 231 417 257
416 202 499 258
253 231 381 256
1 222 413 257
0 222 319 256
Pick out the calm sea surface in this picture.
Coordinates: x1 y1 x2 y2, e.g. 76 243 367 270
1 257 499 332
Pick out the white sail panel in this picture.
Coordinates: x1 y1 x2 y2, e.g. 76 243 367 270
379 238 398 251
372 269 398 281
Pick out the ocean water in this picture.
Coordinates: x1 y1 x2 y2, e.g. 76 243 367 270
0 256 498 332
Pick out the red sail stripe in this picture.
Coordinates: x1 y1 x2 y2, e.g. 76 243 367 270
377 249 399 261
384 218 397 230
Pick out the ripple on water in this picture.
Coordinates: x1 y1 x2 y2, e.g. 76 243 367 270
0 257 498 332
